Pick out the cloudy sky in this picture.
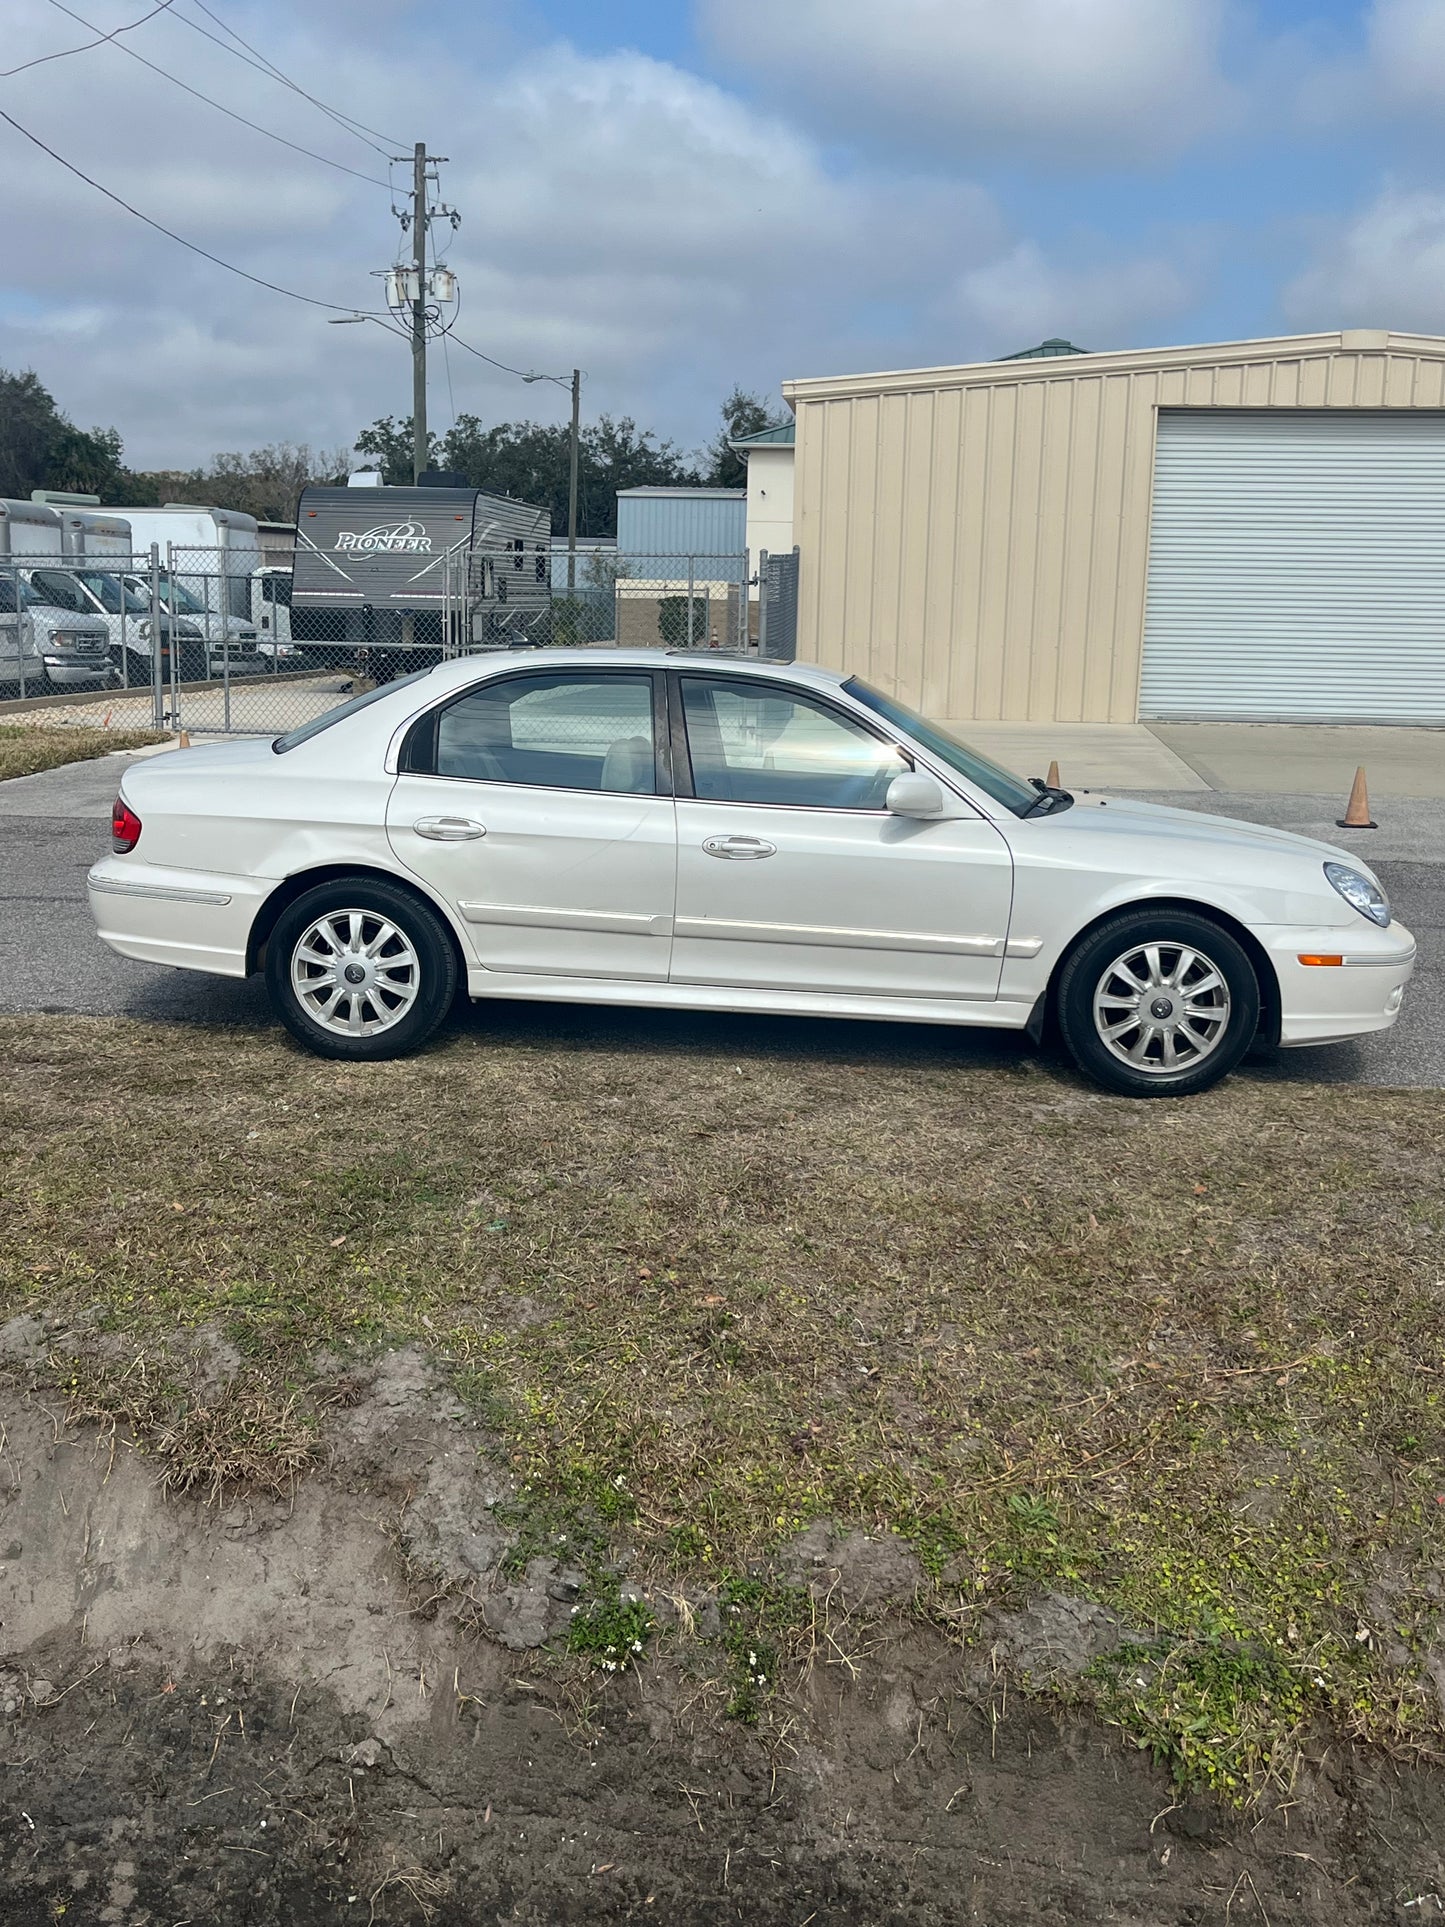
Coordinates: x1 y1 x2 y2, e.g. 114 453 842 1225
2 0 1443 469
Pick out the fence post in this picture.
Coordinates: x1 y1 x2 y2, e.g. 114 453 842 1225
222 560 232 731
13 564 26 702
757 549 769 661
118 559 129 689
147 546 163 728
686 559 695 650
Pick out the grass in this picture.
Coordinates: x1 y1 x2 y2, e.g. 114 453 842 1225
1 1011 1442 1799
0 723 170 782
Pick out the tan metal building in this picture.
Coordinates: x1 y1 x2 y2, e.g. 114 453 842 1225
782 329 1445 725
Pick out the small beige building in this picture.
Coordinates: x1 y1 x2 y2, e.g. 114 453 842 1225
782 330 1445 725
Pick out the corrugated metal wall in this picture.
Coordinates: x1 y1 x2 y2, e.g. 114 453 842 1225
784 332 1445 722
616 489 746 564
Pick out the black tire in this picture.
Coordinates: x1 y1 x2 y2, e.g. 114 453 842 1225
265 877 459 1062
1056 909 1260 1099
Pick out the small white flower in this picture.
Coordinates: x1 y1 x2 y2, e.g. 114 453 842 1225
631 1640 643 1653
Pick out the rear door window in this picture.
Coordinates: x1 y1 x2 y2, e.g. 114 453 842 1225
433 673 661 795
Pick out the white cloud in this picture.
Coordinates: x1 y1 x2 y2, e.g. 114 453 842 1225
944 242 1199 356
1368 0 1445 105
1283 185 1445 334
697 0 1234 165
0 0 1212 474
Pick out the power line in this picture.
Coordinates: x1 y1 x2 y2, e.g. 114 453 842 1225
167 0 403 158
446 330 545 384
1 0 175 79
41 0 390 188
0 101 392 316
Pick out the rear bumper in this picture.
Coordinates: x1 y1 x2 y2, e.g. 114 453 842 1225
88 857 269 976
1264 921 1417 1047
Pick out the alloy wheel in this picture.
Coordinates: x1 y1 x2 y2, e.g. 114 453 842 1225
289 909 421 1037
1091 940 1232 1076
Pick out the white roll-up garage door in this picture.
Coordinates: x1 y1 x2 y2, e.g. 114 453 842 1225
1140 410 1445 722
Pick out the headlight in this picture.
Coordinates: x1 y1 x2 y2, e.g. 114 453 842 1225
1324 861 1391 927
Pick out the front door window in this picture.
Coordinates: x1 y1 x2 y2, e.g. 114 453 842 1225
680 677 907 809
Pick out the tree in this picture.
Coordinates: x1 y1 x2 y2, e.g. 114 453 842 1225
355 411 701 537
355 415 437 485
0 367 128 500
196 443 349 522
703 387 788 489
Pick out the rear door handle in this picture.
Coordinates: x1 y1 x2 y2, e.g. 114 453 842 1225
414 815 486 841
703 834 776 860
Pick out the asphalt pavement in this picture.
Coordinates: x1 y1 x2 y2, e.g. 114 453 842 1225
0 751 1439 1088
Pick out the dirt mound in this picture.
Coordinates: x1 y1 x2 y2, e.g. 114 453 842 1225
1 1356 1444 1923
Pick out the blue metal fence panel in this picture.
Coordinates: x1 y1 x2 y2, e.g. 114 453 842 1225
616 489 746 560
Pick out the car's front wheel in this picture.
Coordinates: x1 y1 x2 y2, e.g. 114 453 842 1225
265 878 459 1061
1056 910 1260 1098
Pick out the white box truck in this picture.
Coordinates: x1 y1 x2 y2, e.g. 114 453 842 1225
0 499 112 691
105 503 263 677
35 507 202 684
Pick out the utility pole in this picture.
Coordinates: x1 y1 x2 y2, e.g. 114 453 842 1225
411 141 428 486
567 368 580 593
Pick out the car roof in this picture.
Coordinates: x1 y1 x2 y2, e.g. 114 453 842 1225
417 649 850 695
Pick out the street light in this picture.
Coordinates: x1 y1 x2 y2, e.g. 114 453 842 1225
524 368 582 593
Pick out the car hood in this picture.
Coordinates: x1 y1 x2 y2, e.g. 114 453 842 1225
1058 793 1369 874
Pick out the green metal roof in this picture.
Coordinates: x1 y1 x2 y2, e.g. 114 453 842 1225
727 421 796 449
999 338 1090 360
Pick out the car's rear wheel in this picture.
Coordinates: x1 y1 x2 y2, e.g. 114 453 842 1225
1056 910 1260 1098
265 878 458 1061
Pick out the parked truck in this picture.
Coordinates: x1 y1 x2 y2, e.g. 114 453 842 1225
26 502 204 685
290 483 551 678
0 499 112 691
105 504 263 677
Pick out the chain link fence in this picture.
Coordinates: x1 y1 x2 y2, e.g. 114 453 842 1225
0 542 799 737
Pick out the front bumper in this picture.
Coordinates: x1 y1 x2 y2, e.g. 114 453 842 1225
44 655 112 686
1263 920 1417 1047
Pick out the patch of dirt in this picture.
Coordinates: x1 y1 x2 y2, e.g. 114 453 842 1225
2 1362 1445 1923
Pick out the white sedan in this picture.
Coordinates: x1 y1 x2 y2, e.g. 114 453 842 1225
87 651 1415 1097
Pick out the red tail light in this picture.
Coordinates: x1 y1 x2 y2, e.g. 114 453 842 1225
111 797 142 853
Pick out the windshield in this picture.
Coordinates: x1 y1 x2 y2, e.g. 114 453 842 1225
843 679 1041 817
273 669 433 753
127 570 208 615
0 577 39 613
77 570 148 615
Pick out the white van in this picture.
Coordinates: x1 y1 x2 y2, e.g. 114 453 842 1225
107 504 263 672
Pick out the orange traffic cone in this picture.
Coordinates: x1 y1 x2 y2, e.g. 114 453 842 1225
1046 759 1061 789
1336 766 1377 829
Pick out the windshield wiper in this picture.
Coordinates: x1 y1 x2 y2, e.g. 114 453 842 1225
1023 775 1075 818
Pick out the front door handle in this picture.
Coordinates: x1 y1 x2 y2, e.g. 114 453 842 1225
702 834 776 860
414 815 486 841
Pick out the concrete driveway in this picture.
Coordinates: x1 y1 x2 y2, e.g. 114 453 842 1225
1 744 1439 1089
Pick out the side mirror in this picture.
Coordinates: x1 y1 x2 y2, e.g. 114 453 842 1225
885 770 946 818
